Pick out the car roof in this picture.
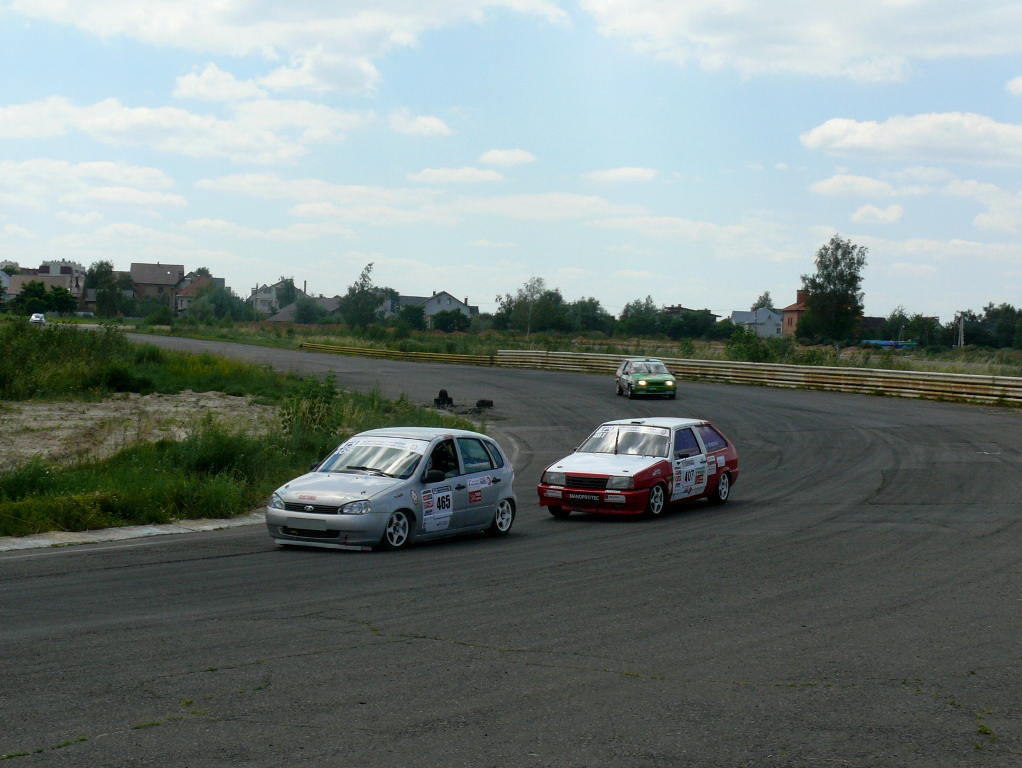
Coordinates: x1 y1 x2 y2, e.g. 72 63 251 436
624 357 665 363
355 426 488 441
599 417 708 429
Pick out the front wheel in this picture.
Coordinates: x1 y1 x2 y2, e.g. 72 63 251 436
627 385 636 400
643 484 666 518
707 473 731 505
487 498 516 536
667 393 676 400
379 510 413 550
548 506 571 519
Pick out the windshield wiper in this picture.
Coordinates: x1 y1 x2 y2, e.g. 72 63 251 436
346 466 394 477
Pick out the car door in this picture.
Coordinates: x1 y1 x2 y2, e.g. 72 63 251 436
616 361 630 391
419 438 470 534
671 427 708 501
455 437 500 527
694 424 731 497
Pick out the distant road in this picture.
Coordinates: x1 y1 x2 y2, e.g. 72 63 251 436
2 334 1020 766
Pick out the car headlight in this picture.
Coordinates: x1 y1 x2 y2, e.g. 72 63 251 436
341 499 371 515
543 471 566 486
666 380 675 387
637 379 647 386
269 493 285 510
606 476 634 490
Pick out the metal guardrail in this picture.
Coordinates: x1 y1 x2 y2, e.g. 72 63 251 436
495 350 1022 405
299 343 1022 405
299 342 494 367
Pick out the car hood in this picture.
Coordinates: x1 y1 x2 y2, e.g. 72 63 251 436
628 373 674 381
276 472 403 504
547 452 663 477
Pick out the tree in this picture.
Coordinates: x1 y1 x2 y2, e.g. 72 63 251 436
432 309 471 332
566 297 615 335
48 285 78 315
276 277 298 311
337 263 385 329
617 296 661 337
797 234 868 342
293 295 327 324
1 264 19 277
495 276 547 338
397 304 426 330
194 266 212 277
751 291 775 311
8 281 51 315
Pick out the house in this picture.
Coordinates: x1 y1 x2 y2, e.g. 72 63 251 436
780 290 810 337
267 296 342 322
131 263 184 308
731 307 782 338
662 304 720 319
380 291 480 326
38 260 86 279
5 273 84 300
0 270 9 299
174 276 212 314
248 280 308 316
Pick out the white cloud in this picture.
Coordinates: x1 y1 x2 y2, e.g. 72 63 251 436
0 97 372 163
852 204 903 224
0 159 183 212
451 192 644 220
582 167 659 183
389 108 452 136
579 1 1022 81
468 239 517 248
1007 75 1022 96
183 217 352 240
56 210 104 225
945 180 1022 233
174 64 266 102
479 149 537 166
801 113 1022 166
8 1 568 93
811 174 896 197
408 167 503 183
197 173 440 207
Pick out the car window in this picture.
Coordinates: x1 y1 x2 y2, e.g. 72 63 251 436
695 425 728 452
457 437 494 473
482 440 505 468
674 428 701 458
578 425 670 458
647 361 669 374
318 437 427 478
425 439 461 479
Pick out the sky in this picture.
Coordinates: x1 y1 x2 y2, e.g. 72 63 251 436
1 1 1021 323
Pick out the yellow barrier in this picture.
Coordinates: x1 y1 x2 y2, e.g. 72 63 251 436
297 342 1022 405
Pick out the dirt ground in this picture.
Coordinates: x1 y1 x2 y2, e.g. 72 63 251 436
0 391 277 471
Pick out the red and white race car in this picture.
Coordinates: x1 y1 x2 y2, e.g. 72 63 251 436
536 417 739 518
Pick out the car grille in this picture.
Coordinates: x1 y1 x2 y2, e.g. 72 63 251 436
280 526 341 539
566 475 608 490
284 502 341 514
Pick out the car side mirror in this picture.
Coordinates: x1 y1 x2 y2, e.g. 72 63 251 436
424 469 446 484
309 460 322 471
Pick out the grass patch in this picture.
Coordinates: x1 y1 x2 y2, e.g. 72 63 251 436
0 322 477 537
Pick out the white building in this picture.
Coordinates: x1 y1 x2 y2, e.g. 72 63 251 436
730 307 782 338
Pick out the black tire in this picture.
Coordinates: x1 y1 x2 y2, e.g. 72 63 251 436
548 506 571 519
487 498 515 536
616 381 623 396
667 393 676 400
643 483 667 518
378 510 414 550
707 473 731 505
627 385 636 400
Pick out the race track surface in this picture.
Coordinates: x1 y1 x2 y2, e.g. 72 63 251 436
2 336 1021 767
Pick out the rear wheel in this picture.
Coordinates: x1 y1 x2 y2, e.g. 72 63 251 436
548 506 571 519
487 498 515 536
643 484 666 518
379 510 413 550
707 473 731 505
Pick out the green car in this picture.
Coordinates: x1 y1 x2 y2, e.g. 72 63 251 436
614 358 677 399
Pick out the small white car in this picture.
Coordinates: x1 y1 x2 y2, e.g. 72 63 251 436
29 313 46 326
266 427 517 551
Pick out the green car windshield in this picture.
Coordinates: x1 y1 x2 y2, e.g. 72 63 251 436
578 425 670 458
631 361 670 375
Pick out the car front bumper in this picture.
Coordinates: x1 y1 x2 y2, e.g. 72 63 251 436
536 484 651 515
265 507 388 550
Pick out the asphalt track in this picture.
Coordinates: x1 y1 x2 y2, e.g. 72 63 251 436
2 336 1021 767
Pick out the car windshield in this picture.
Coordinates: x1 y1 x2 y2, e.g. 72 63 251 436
317 436 428 479
632 361 668 375
577 425 670 457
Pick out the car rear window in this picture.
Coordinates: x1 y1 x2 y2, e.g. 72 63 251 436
482 440 505 468
695 425 728 452
458 438 495 473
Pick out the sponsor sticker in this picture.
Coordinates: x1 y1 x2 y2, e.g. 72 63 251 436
570 493 601 501
421 485 453 532
298 494 317 500
411 490 419 505
467 475 492 490
468 490 482 503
